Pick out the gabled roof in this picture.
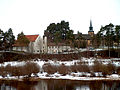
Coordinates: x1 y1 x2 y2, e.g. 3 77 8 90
13 34 39 47
82 34 91 40
25 35 39 42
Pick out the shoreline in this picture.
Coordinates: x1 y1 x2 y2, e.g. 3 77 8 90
0 76 120 82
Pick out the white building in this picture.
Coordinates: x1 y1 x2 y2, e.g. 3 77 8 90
47 43 71 54
13 34 74 54
13 35 47 54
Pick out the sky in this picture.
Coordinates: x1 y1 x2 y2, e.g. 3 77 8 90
0 0 120 38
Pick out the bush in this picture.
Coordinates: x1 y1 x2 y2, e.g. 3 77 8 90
57 64 70 75
0 66 6 77
76 64 90 72
107 63 116 74
92 60 103 72
0 62 40 77
101 64 109 77
70 65 77 73
24 62 40 77
117 66 120 75
42 63 58 74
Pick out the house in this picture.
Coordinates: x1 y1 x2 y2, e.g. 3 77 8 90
13 35 47 54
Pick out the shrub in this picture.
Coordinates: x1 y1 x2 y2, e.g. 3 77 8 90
107 63 116 74
24 62 40 77
76 64 90 72
42 63 58 74
101 64 108 77
92 60 116 77
57 64 70 75
92 60 103 72
117 66 120 75
0 62 40 77
0 66 6 77
70 65 77 73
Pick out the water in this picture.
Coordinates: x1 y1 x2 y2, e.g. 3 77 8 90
0 79 120 90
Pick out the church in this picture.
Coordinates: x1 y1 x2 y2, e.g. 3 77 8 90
75 20 94 47
87 20 94 46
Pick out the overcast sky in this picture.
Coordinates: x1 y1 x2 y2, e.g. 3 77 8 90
0 0 120 37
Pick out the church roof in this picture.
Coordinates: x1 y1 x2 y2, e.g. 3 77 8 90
82 34 91 40
74 33 91 40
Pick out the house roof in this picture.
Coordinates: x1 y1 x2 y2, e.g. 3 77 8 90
13 35 39 47
25 35 39 42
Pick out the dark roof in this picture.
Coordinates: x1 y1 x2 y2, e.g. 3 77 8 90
48 43 70 46
82 34 91 40
74 33 91 40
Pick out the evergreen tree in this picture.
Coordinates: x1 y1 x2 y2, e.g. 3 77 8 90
96 23 114 57
0 28 15 50
66 29 74 47
115 25 120 48
44 20 73 43
0 29 4 50
16 32 30 46
115 25 120 57
5 28 15 50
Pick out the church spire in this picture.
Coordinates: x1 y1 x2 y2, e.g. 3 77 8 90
90 20 92 27
89 20 93 32
88 20 94 37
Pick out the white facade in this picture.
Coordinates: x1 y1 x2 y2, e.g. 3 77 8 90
12 46 28 52
47 44 71 54
32 36 47 54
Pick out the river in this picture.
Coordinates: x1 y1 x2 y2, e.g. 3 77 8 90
0 79 120 90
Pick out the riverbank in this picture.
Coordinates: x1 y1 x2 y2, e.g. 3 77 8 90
1 57 120 81
0 74 120 82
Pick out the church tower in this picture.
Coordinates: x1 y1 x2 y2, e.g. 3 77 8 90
88 20 94 37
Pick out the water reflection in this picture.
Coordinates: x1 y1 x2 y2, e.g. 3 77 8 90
34 80 48 90
75 85 90 90
0 80 120 90
1 83 16 90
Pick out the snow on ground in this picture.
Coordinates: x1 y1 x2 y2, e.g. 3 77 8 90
1 57 120 67
34 73 120 81
1 57 120 80
0 61 26 67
